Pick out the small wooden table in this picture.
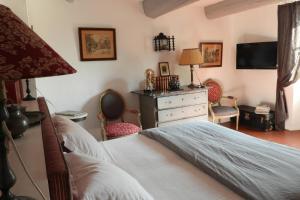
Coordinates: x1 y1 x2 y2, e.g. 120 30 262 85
237 105 274 131
55 111 88 122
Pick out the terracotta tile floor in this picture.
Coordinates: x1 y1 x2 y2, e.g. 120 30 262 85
222 122 300 150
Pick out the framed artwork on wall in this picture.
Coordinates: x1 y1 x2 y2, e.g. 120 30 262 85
78 28 117 61
159 62 170 76
199 42 223 67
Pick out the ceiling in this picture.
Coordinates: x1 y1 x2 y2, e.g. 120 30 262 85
142 0 280 19
192 0 222 7
137 0 223 7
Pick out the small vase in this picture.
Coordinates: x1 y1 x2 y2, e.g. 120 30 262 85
169 77 180 91
6 105 29 139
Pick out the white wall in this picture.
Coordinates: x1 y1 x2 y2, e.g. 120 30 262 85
0 0 27 23
231 4 278 108
285 80 300 130
26 0 237 138
22 0 300 133
230 4 300 130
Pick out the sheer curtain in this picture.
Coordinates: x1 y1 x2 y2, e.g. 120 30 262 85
275 1 300 130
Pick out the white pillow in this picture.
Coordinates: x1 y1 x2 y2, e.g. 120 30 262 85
52 115 110 161
65 152 154 200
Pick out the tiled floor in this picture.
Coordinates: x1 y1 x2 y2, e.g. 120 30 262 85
223 122 300 149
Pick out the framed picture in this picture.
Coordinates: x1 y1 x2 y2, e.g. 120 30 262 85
159 62 170 76
200 42 223 67
78 28 117 61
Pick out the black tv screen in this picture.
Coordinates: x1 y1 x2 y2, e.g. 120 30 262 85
236 42 277 69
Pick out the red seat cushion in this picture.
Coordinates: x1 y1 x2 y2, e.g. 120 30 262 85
105 122 141 137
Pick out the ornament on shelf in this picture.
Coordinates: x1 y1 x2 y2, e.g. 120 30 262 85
156 75 179 91
153 33 175 51
144 68 155 92
6 105 29 139
168 76 180 91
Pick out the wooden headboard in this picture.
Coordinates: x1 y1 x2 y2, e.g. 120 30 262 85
38 97 72 200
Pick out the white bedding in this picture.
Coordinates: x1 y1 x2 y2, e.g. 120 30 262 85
101 134 243 200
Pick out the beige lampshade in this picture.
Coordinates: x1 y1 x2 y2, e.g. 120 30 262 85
179 48 203 65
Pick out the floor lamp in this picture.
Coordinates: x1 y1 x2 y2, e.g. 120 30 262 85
0 5 76 199
179 48 204 88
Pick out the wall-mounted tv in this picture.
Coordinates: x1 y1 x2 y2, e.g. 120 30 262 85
236 42 277 69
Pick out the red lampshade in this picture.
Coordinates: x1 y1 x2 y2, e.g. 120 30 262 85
0 5 76 80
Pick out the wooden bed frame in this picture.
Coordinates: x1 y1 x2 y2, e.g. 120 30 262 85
38 97 72 200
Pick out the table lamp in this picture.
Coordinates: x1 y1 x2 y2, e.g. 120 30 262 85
0 5 76 200
179 48 204 88
23 79 36 101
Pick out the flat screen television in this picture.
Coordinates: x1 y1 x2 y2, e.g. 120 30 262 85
236 42 277 69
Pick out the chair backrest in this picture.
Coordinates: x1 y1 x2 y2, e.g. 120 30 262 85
99 89 125 121
203 79 223 104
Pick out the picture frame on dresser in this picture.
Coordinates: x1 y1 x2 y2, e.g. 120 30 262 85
159 62 170 76
78 28 117 61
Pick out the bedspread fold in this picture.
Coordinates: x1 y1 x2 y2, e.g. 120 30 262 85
141 121 300 200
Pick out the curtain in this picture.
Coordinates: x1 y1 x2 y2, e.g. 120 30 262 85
275 1 300 130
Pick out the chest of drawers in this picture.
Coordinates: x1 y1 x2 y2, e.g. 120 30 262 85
132 87 208 129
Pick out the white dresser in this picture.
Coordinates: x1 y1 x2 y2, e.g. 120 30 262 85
132 87 208 129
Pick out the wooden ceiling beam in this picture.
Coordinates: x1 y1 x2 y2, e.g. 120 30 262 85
204 0 281 19
143 0 200 18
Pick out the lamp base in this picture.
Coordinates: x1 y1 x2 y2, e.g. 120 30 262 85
188 83 201 89
22 94 36 101
23 79 36 101
188 82 206 89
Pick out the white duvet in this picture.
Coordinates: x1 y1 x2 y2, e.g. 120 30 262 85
101 134 243 200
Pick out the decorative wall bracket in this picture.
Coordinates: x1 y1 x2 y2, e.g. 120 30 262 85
153 33 175 51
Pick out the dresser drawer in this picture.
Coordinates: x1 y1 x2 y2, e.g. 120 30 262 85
158 104 207 123
157 91 207 110
158 115 208 127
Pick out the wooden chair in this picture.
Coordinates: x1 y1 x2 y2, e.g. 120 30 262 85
204 79 240 130
97 89 142 140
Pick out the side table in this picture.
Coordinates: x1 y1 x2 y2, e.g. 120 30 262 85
232 105 274 131
55 111 88 122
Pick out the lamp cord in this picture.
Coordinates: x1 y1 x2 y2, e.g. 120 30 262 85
5 129 48 200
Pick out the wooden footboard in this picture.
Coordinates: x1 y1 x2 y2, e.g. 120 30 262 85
38 97 72 200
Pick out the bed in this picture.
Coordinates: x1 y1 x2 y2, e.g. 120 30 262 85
100 133 242 200
38 97 300 200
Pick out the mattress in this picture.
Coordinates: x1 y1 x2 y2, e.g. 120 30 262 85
101 134 243 200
